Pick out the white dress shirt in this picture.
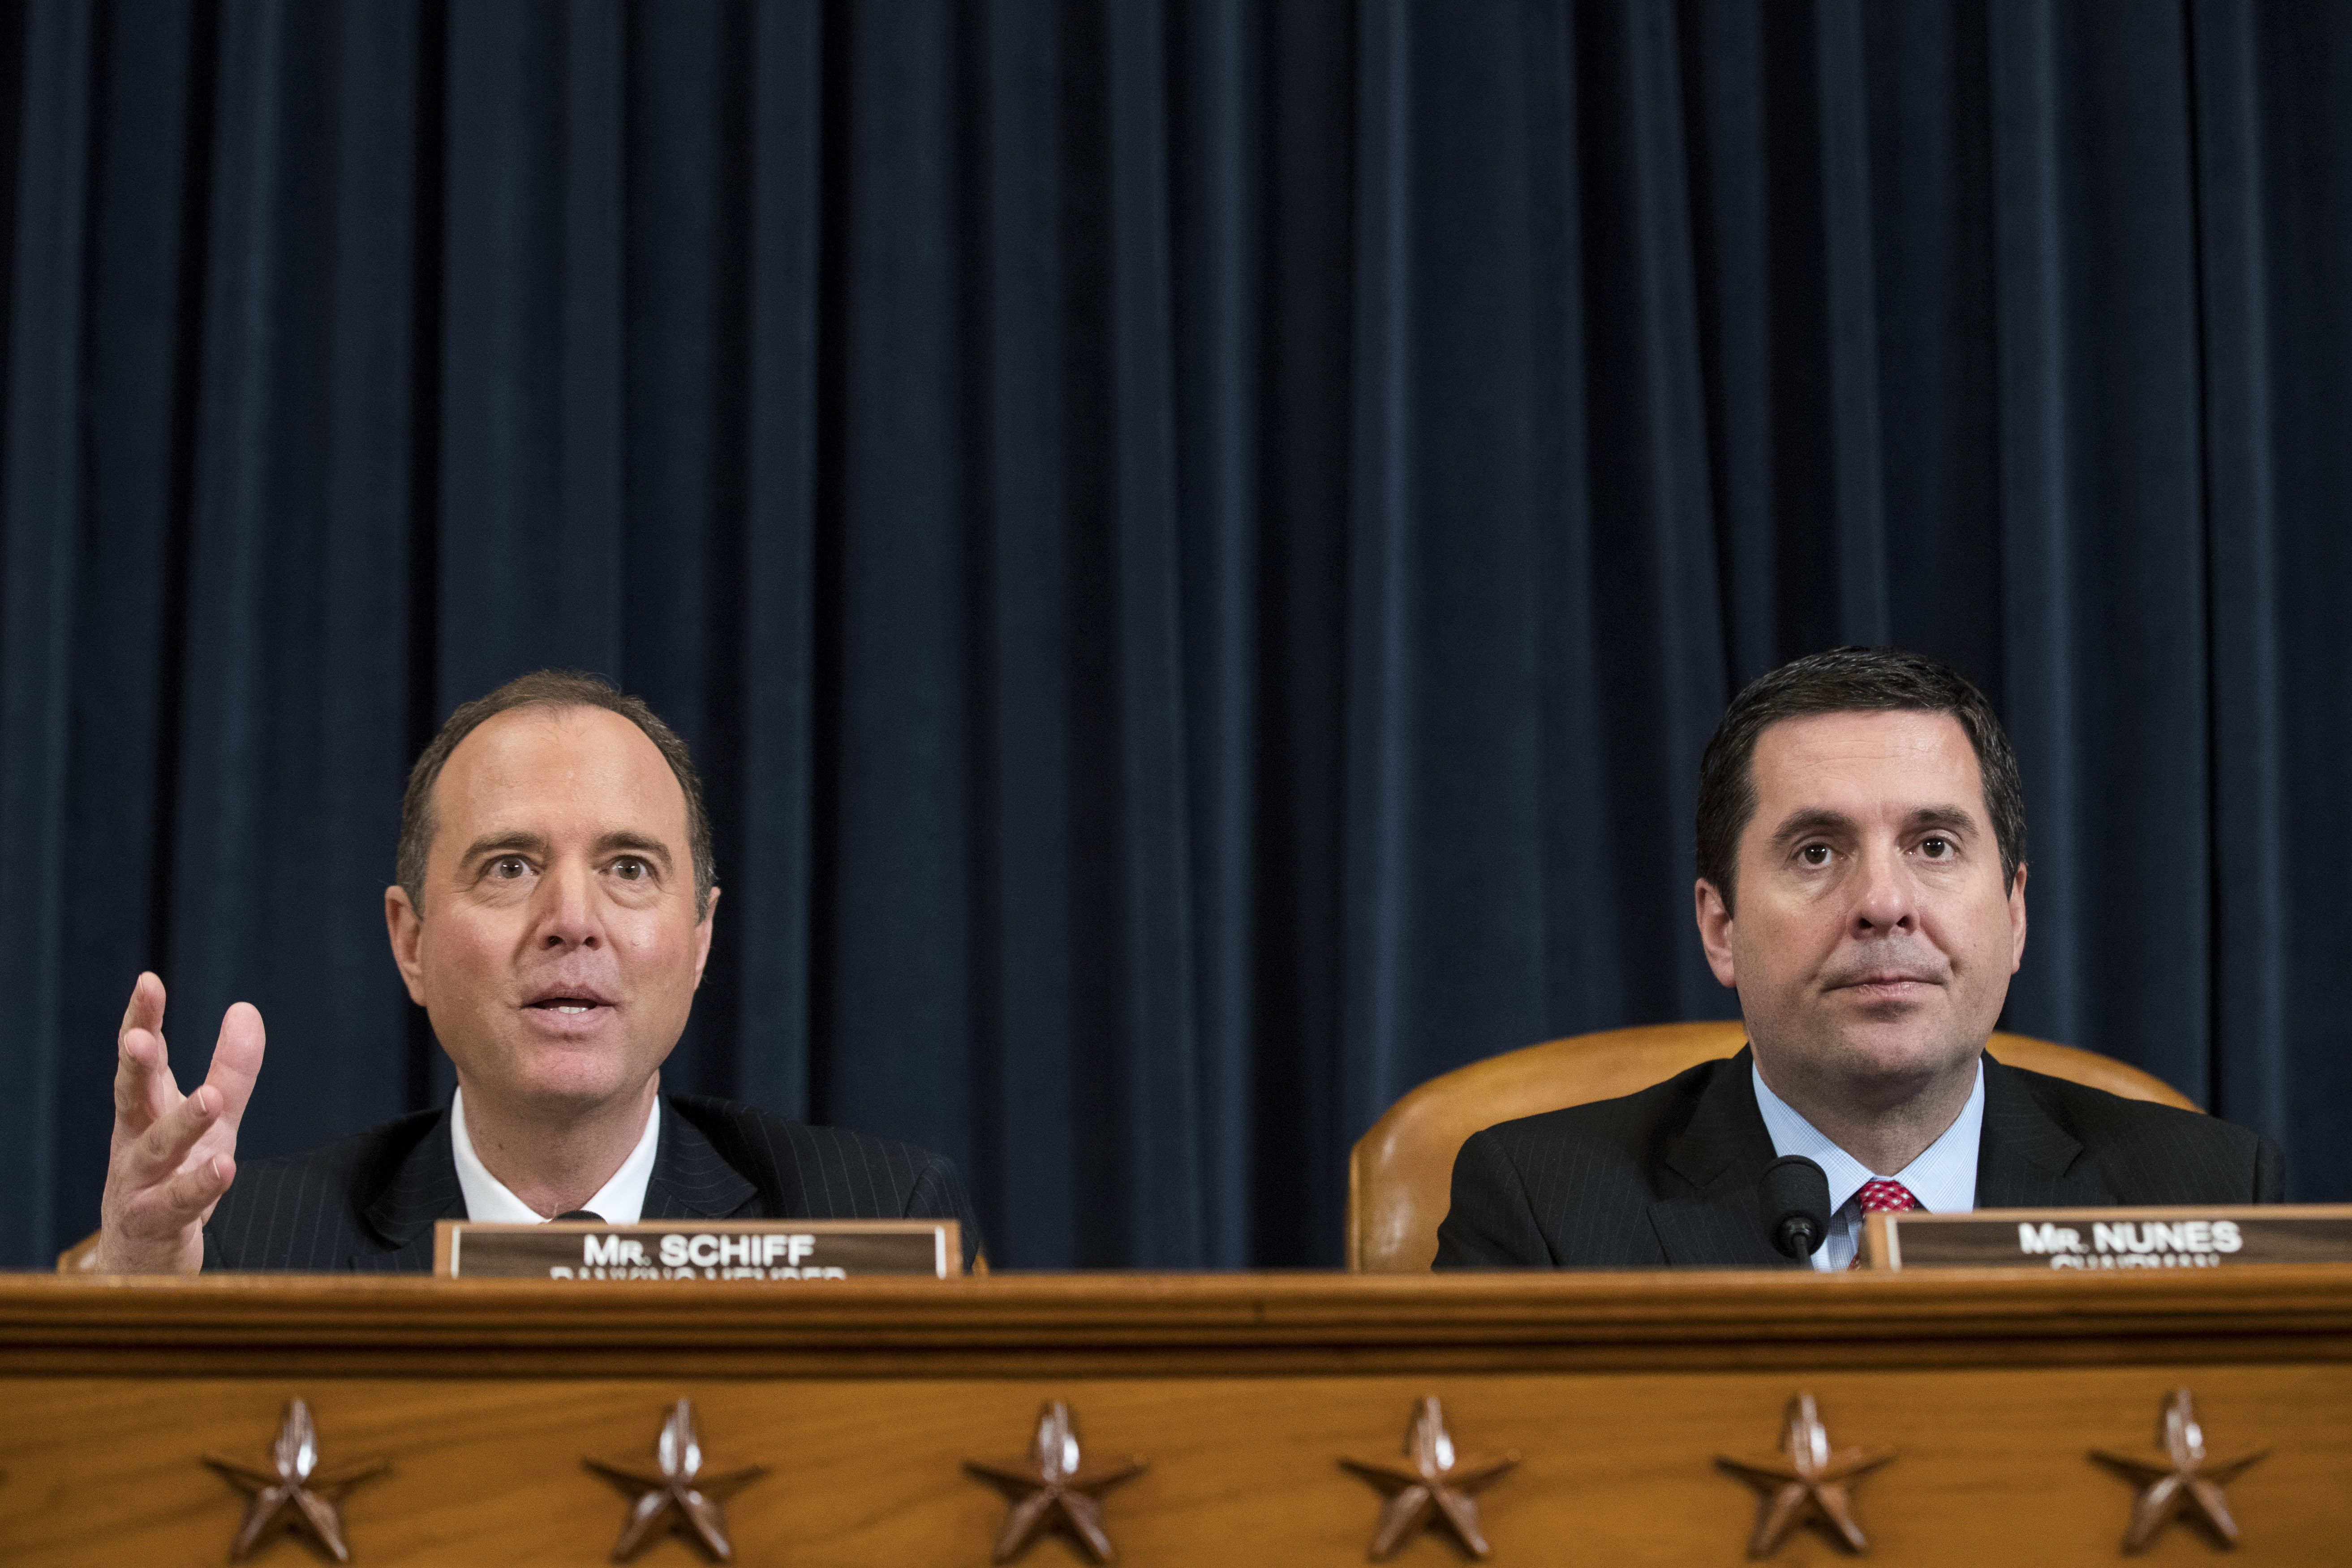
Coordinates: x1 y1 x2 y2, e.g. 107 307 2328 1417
1750 1058 1984 1271
449 1086 662 1224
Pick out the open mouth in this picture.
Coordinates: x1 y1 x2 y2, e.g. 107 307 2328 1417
525 992 613 1016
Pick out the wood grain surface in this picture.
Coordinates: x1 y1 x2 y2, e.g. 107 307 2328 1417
1 1269 2348 1565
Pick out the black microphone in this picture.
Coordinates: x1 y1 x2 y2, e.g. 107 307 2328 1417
553 1210 606 1223
1759 1156 1832 1259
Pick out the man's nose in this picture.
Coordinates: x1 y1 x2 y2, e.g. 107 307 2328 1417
1849 843 1918 934
535 859 602 947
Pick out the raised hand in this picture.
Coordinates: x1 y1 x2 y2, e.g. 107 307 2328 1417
90 972 267 1273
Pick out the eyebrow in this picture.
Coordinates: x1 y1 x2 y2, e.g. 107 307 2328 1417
1901 804 1980 837
594 831 675 868
1767 804 1980 847
461 832 550 864
457 830 675 868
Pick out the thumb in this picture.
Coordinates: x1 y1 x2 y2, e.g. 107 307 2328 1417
203 1002 267 1134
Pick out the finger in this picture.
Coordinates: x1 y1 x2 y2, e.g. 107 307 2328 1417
155 1152 236 1225
115 972 176 1127
117 1153 236 1240
118 971 166 1048
113 1023 181 1137
201 1002 266 1137
120 1083 223 1190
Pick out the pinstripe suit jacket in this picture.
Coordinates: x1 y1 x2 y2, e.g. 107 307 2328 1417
1433 1047 2284 1270
202 1095 985 1273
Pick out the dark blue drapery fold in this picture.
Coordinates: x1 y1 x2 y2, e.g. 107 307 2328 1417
3 0 2348 1269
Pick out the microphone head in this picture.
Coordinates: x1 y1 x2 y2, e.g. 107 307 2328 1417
1759 1155 1832 1259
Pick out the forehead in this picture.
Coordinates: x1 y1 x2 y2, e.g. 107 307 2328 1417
431 706 686 849
1746 709 1985 824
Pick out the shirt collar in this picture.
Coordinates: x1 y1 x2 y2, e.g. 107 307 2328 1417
1750 1056 1983 1214
449 1086 662 1224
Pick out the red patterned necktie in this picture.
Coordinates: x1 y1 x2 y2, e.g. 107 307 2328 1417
1850 1179 1922 1269
1858 1179 1921 1214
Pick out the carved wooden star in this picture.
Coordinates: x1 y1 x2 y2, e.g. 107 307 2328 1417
586 1399 767 1562
1716 1392 1895 1558
964 1401 1147 1562
202 1399 387 1563
1340 1396 1519 1560
2090 1388 2268 1552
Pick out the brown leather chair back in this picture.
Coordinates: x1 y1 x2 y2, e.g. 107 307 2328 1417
1346 1020 2201 1273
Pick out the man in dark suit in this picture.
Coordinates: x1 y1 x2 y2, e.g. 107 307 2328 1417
1436 648 2281 1271
90 671 982 1273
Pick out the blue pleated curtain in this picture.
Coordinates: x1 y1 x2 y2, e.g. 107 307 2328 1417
1 0 2346 1270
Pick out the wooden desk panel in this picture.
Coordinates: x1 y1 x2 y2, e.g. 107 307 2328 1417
2 1269 2348 1565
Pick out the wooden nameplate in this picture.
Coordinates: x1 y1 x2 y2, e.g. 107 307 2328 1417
434 1218 959 1279
1862 1204 2352 1271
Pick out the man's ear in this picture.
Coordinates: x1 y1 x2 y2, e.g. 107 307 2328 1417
1694 878 1738 989
385 885 429 1005
690 885 720 990
2007 861 2029 974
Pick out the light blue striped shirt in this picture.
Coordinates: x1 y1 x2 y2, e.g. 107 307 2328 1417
1750 1058 1984 1271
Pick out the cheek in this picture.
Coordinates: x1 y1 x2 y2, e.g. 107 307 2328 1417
1935 902 2015 969
617 919 699 986
416 921 499 998
1730 902 1811 975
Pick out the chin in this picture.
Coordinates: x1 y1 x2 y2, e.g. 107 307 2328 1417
1834 1022 1978 1081
491 1048 651 1113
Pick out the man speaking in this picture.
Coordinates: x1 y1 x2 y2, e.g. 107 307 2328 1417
1436 648 2281 1270
91 671 981 1273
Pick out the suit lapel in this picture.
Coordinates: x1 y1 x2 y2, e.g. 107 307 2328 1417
1638 1048 2106 1264
1648 1048 1803 1268
357 1111 468 1272
1974 1052 2115 1207
354 1099 758 1265
640 1100 760 1222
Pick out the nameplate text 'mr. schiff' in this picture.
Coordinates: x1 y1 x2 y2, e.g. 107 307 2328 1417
433 1219 958 1280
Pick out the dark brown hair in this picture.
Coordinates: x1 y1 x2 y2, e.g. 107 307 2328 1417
1695 647 2025 913
395 670 715 919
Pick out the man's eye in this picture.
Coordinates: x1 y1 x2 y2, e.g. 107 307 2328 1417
493 857 529 879
1920 837 1952 859
612 858 645 881
1799 845 1832 867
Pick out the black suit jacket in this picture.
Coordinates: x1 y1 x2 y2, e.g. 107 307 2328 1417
1433 1048 2285 1270
203 1095 985 1273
